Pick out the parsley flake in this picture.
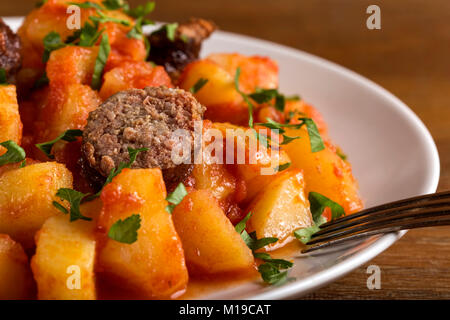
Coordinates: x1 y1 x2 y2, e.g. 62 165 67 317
42 32 66 63
309 191 345 222
108 213 141 244
0 141 26 166
165 183 188 214
54 188 92 221
35 129 83 159
0 68 7 85
189 78 208 94
91 34 111 90
164 23 178 41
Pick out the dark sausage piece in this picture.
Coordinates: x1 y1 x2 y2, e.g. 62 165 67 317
147 18 216 81
0 18 21 83
81 86 205 191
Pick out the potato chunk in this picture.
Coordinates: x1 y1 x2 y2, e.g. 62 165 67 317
0 234 34 299
0 162 73 249
247 169 313 250
31 216 96 300
213 122 291 203
97 168 188 299
0 85 22 145
172 190 255 275
283 127 363 217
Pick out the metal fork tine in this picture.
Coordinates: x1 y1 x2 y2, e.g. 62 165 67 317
302 218 450 253
308 206 450 245
313 198 450 238
319 190 450 229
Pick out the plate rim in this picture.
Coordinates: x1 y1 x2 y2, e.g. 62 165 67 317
4 17 441 300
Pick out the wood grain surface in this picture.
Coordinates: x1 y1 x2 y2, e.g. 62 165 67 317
2 0 450 299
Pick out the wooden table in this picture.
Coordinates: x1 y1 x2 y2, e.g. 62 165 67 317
4 0 450 299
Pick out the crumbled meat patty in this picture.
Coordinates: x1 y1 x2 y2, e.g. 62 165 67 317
81 86 205 190
0 19 21 83
147 18 216 81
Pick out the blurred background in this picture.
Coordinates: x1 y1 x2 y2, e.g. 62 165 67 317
2 0 450 299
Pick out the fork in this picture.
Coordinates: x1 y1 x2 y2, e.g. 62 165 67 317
302 190 450 253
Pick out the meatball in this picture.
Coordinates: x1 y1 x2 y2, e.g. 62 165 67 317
0 18 21 83
81 86 205 191
147 18 216 81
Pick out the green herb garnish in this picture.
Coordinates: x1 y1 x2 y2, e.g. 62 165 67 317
274 162 291 172
53 188 92 221
294 215 326 244
336 148 348 161
164 23 178 41
0 68 7 85
35 0 48 8
108 213 141 244
0 141 26 166
234 213 293 285
309 191 345 222
126 1 155 18
33 72 49 89
42 32 66 63
91 34 111 90
165 183 188 214
102 0 129 11
68 1 103 10
35 129 83 159
189 78 208 94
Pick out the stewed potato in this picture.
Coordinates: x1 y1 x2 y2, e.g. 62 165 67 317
31 216 97 300
0 162 73 249
172 190 255 275
96 168 188 299
246 169 313 250
213 122 291 203
283 127 363 217
0 84 22 146
0 234 34 300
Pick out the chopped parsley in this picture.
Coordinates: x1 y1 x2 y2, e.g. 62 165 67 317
274 162 291 172
0 140 26 166
102 0 129 11
164 23 178 41
294 192 345 245
165 183 188 214
42 32 66 63
33 72 49 89
53 188 92 221
35 129 83 159
336 147 348 161
91 34 111 90
257 117 324 152
294 215 326 244
235 212 294 285
0 68 7 85
309 191 345 222
108 213 141 244
189 78 209 94
126 1 155 18
234 67 255 128
35 0 48 8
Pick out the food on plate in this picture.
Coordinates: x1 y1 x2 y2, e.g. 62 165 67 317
246 169 313 250
0 162 73 249
0 18 21 83
148 18 216 81
0 234 34 299
172 190 254 275
0 0 363 299
31 215 96 300
97 168 188 299
81 86 205 190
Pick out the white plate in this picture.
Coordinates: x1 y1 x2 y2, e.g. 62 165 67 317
5 17 440 299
